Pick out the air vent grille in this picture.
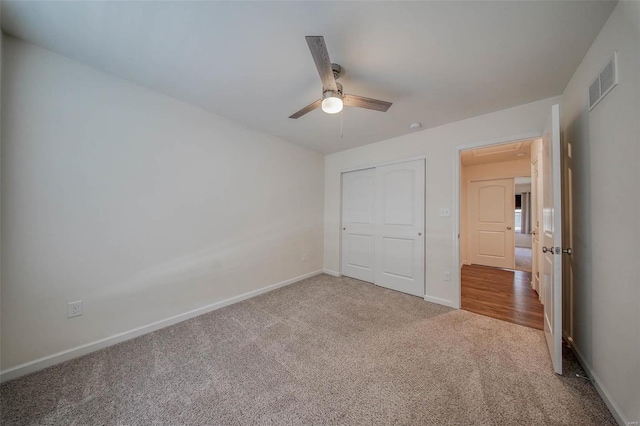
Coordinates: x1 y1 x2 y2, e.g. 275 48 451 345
589 52 618 111
589 79 600 108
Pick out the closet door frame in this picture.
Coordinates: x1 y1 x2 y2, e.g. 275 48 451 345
339 156 427 295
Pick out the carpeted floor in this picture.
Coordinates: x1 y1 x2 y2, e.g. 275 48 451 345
515 247 533 272
0 274 614 425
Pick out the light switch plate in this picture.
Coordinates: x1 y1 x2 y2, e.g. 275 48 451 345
439 208 451 217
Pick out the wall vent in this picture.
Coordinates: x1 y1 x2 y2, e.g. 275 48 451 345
589 52 618 111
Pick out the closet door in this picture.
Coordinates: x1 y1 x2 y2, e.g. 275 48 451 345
374 160 425 296
341 168 376 283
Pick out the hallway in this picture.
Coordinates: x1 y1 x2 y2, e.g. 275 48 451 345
461 264 543 330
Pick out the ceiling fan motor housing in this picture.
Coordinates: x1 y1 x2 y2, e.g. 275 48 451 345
323 82 343 100
331 63 342 79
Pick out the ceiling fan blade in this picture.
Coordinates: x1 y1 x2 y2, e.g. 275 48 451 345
343 94 393 112
305 36 338 92
289 99 322 119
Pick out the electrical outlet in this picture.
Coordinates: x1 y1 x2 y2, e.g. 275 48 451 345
444 271 451 281
68 300 83 318
439 208 451 217
302 253 308 262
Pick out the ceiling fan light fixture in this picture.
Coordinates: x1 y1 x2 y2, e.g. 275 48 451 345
288 36 392 119
322 91 343 114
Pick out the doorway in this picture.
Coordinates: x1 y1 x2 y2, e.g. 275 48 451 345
459 139 543 330
514 177 533 273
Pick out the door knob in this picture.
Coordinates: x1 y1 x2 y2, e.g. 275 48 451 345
542 246 550 253
507 226 512 230
418 232 422 236
529 231 537 235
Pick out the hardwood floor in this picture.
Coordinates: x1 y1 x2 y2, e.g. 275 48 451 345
461 264 543 330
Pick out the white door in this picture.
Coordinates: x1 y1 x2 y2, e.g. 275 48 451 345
468 178 515 269
542 104 563 375
374 160 425 296
341 168 376 283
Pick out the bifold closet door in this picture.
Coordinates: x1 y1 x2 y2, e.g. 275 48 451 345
341 168 376 283
374 160 425 297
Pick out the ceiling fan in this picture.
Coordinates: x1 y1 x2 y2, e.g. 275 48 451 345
289 36 393 119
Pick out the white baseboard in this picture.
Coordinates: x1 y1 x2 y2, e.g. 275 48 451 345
424 295 457 309
0 269 323 384
565 335 634 426
322 269 341 277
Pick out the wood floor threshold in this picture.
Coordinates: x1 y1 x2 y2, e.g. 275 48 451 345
461 264 543 330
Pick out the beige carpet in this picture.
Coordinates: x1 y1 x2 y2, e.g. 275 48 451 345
515 247 532 272
0 274 614 425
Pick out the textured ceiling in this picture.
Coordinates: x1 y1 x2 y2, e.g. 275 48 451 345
1 1 616 154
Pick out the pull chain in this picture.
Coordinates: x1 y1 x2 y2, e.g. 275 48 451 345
340 109 344 139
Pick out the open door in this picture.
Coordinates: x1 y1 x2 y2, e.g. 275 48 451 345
541 104 563 375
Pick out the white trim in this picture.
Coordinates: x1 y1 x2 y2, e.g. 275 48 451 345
566 336 633 426
340 155 427 174
322 269 341 277
453 131 541 310
423 295 456 308
0 269 323 384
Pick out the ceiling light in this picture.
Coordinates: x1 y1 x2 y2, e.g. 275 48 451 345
409 122 422 130
322 90 343 114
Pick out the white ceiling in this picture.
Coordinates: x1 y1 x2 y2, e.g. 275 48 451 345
1 1 616 154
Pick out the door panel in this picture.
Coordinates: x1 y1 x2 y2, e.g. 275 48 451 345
542 104 563 375
375 160 425 296
478 185 507 222
382 170 415 225
343 173 374 224
478 231 506 257
341 168 375 283
381 237 415 279
345 234 374 269
469 179 515 269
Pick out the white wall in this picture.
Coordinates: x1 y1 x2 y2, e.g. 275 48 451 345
324 96 559 307
0 38 325 371
561 2 640 424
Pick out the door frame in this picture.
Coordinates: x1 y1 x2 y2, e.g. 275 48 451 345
453 132 541 309
339 156 427 296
